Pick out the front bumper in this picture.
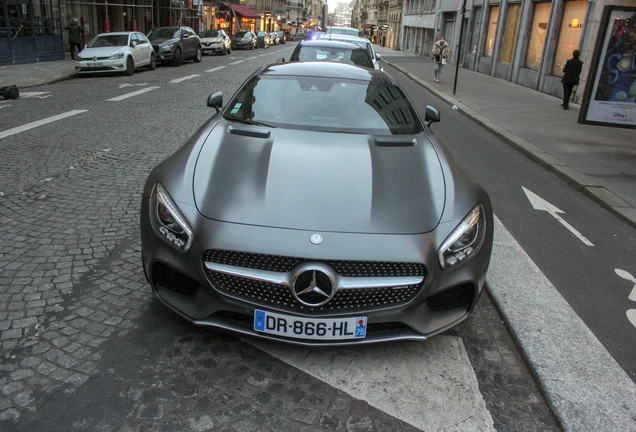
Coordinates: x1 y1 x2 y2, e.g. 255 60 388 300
202 44 224 54
141 199 493 346
74 58 127 73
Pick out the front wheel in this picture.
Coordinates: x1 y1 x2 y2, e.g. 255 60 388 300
221 46 227 56
172 48 182 67
125 56 134 75
194 46 202 63
147 53 156 70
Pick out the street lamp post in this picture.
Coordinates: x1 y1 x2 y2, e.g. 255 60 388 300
452 0 467 95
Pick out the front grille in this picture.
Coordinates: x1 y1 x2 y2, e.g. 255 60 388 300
203 250 426 313
426 283 474 311
204 250 425 277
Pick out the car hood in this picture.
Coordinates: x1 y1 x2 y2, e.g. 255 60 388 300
150 37 177 45
79 47 125 57
201 37 223 43
193 123 446 234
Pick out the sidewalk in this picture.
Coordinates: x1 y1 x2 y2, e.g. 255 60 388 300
375 46 636 231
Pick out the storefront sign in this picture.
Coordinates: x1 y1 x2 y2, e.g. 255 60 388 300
580 6 636 128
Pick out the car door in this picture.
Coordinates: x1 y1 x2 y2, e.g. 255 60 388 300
129 33 142 65
135 32 151 66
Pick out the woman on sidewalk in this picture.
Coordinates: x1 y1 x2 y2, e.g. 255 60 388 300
432 37 450 83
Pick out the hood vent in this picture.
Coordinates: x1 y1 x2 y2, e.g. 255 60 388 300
229 127 271 139
375 138 417 147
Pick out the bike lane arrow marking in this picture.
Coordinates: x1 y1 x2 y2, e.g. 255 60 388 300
522 187 594 246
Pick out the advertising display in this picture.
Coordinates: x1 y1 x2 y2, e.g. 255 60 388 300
580 6 636 128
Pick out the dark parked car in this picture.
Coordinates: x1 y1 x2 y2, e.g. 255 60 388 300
289 40 374 68
200 29 231 55
141 62 494 346
147 26 202 66
256 31 272 48
276 31 286 44
232 31 257 50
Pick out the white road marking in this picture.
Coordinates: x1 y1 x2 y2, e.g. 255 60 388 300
615 269 636 301
522 186 594 246
228 60 244 65
169 74 201 84
20 91 52 98
246 56 258 60
106 87 159 101
118 83 148 88
0 109 88 140
247 337 495 431
627 310 636 328
0 105 11 109
206 66 227 73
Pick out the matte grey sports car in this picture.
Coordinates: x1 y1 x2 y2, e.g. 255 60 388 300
140 62 493 345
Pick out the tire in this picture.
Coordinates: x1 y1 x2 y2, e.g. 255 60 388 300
125 56 134 75
147 53 156 70
172 48 182 67
194 46 202 63
221 46 227 56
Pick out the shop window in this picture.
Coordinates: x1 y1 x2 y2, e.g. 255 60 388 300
525 2 551 70
552 0 587 76
484 5 499 57
501 3 520 63
470 7 482 54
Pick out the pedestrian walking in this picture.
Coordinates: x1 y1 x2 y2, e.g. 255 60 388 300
65 17 85 61
561 49 583 110
432 36 450 83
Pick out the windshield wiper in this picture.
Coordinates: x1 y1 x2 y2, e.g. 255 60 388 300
227 117 276 128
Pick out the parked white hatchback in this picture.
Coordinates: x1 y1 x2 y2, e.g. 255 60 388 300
75 31 156 75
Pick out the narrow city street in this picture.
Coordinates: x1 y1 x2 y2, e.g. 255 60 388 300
1 41 636 431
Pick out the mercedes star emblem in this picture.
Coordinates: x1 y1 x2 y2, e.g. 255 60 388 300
309 234 323 245
292 268 334 307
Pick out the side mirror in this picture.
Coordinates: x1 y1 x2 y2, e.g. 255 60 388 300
376 54 381 60
425 105 440 126
207 92 223 112
131 41 137 48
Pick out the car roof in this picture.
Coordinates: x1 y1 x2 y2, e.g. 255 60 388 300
259 62 392 83
298 40 370 49
96 31 133 36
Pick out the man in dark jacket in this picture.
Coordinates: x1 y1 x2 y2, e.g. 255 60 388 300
561 49 583 110
65 18 85 61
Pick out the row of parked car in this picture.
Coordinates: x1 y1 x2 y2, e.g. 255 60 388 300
73 26 289 76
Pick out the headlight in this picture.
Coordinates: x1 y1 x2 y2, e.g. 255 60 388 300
438 204 485 270
109 52 124 59
160 43 174 50
150 183 194 252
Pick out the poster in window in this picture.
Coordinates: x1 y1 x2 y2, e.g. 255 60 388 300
580 6 636 128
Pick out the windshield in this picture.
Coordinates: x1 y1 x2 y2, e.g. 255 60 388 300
235 32 249 38
87 34 129 48
224 75 423 135
327 28 360 37
291 45 373 68
200 30 220 38
147 28 179 39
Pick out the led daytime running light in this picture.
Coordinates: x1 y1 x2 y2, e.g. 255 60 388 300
438 204 484 270
151 183 193 252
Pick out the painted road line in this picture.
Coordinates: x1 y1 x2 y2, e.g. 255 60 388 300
488 215 636 430
248 336 495 431
523 186 594 246
106 87 159 102
169 74 201 84
0 109 88 140
206 66 227 73
228 60 244 65
19 91 52 99
246 56 258 60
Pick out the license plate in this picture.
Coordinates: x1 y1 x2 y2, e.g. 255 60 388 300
254 310 367 340
87 62 103 67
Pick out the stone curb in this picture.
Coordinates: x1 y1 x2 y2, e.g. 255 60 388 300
382 60 636 232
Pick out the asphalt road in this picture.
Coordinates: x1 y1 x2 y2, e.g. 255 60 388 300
0 43 563 431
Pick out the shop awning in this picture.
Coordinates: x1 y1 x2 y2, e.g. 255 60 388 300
232 5 261 19
281 24 292 29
